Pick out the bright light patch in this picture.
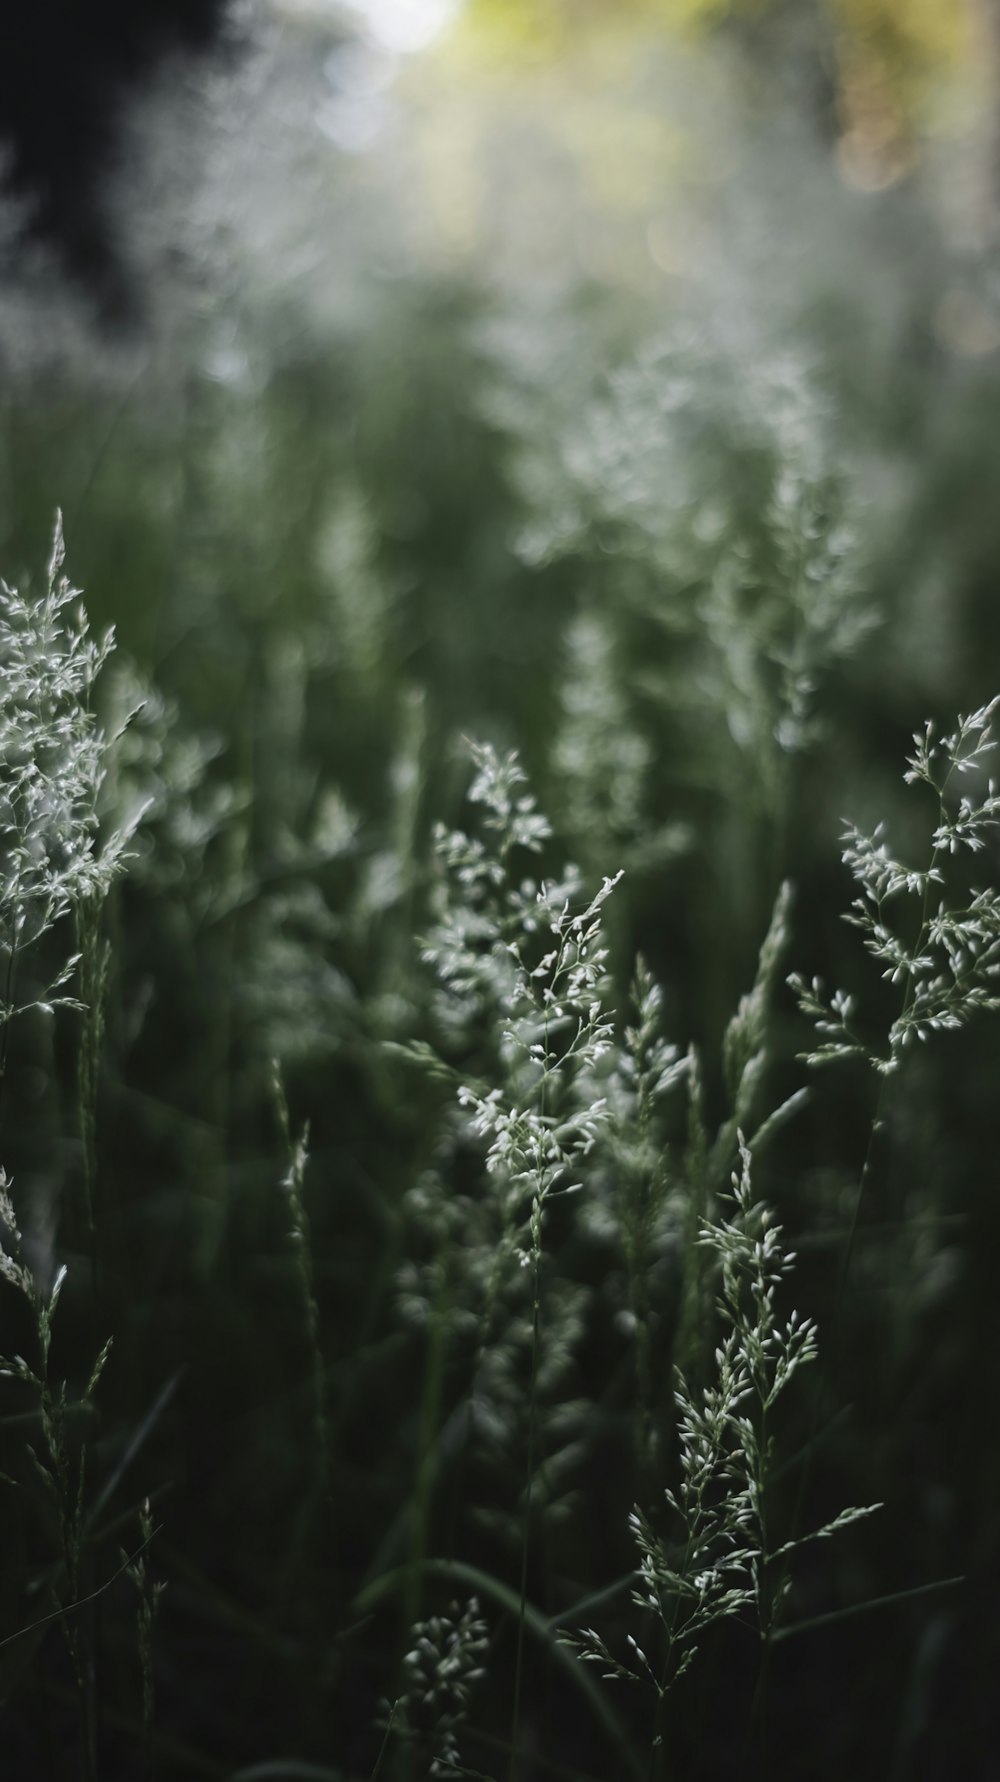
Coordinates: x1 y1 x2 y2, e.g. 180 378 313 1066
341 0 461 55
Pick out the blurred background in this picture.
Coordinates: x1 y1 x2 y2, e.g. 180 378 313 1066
2 3 1000 1778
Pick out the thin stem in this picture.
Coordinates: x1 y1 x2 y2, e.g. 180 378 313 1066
780 771 954 1616
405 1257 450 1635
509 1229 541 1782
0 927 19 1131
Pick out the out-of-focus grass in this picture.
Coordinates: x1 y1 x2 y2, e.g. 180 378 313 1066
1 5 999 1778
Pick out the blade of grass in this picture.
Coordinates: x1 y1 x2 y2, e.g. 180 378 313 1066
772 1575 964 1644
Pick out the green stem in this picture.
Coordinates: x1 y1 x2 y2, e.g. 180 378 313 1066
0 928 19 1132
778 777 954 1623
405 1256 450 1635
509 1244 541 1782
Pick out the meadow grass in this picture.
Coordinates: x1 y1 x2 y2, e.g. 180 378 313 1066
0 344 995 1780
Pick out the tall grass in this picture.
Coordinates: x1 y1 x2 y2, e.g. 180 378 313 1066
0 312 996 1781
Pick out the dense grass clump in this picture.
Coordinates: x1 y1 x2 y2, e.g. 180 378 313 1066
1 305 999 1782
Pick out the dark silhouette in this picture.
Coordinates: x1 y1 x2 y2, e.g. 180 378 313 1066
0 0 232 314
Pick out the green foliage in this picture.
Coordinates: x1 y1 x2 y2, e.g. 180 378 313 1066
567 1135 879 1702
0 516 133 1044
385 1596 489 1779
1 240 997 1782
792 698 1000 1074
0 1168 113 1780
